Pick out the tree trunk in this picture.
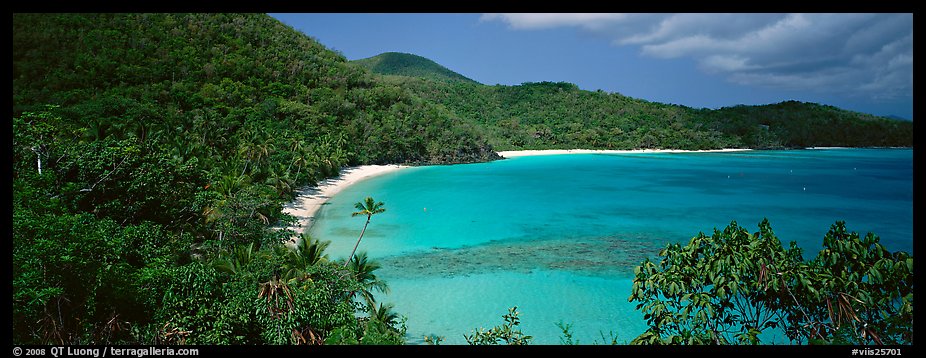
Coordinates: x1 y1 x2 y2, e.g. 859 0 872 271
345 216 371 267
32 146 42 175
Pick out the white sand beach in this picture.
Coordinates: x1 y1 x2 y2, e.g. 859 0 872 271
282 148 750 241
497 148 752 158
282 164 409 240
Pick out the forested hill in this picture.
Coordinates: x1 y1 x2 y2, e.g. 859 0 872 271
13 14 498 168
376 64 913 151
352 52 479 84
12 13 496 344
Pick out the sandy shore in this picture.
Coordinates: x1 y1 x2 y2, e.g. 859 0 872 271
282 148 749 240
497 148 752 158
282 164 409 239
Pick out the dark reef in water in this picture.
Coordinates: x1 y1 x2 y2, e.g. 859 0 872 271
377 233 667 280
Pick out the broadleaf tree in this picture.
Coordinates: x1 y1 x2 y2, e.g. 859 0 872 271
628 219 913 345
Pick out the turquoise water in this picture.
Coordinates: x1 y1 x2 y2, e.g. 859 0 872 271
309 149 913 344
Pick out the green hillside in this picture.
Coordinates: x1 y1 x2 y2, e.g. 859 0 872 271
381 76 912 151
352 52 479 84
12 13 495 345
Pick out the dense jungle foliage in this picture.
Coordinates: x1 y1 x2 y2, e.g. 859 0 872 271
380 76 912 151
12 13 498 345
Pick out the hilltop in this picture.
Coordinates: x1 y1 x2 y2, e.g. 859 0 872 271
352 52 479 84
376 63 912 151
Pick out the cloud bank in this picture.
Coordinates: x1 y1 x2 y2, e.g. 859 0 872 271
481 13 912 100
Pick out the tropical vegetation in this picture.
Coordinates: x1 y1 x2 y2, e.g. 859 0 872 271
379 77 912 151
353 52 479 84
628 220 913 345
12 13 439 345
12 12 913 345
345 197 386 267
463 307 533 345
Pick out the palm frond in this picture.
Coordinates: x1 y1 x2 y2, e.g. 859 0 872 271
348 251 390 304
352 196 386 217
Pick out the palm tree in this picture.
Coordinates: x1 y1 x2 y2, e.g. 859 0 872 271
203 173 251 243
290 149 315 185
213 242 260 276
278 233 333 291
285 138 307 172
237 135 274 176
264 165 294 197
348 251 389 306
287 233 331 270
367 301 400 328
344 197 385 267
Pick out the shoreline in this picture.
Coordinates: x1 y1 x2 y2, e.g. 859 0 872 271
803 146 911 150
281 146 905 240
283 148 752 238
497 148 752 158
282 164 409 239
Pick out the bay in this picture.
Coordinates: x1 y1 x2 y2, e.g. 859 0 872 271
309 148 913 344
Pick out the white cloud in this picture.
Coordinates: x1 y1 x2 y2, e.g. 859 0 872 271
482 13 913 100
700 55 756 73
480 13 629 30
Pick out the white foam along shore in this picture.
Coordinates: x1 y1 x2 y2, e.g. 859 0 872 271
497 148 752 158
282 164 409 239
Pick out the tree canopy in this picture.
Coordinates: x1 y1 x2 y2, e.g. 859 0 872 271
352 52 479 84
629 219 913 345
374 69 912 151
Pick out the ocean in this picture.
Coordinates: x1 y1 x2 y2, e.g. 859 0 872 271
308 148 913 344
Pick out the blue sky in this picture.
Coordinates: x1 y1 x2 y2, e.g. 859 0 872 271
270 13 913 119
